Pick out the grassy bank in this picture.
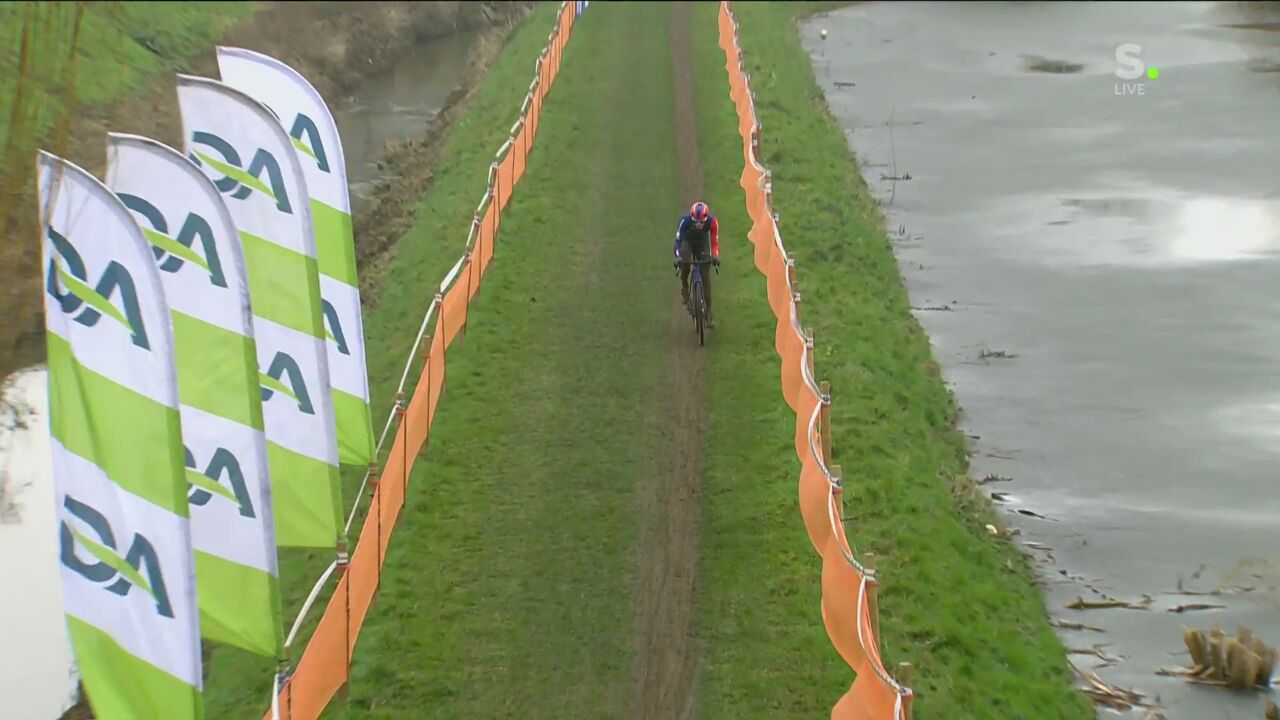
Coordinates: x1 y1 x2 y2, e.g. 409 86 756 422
688 2 1092 719
1 1 536 389
316 2 687 718
0 1 251 163
1 1 252 391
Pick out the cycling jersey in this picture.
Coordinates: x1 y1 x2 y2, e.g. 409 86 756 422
673 212 720 258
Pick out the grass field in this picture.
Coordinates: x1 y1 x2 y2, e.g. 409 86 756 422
196 2 1092 719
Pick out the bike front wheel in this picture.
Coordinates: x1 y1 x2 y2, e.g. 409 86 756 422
693 277 705 346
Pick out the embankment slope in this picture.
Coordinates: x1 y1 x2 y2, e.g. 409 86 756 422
689 2 1093 718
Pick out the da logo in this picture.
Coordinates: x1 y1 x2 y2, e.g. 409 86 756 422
186 445 255 518
188 131 293 214
117 193 228 288
260 351 315 415
321 299 350 356
60 495 174 618
45 227 150 350
289 113 331 174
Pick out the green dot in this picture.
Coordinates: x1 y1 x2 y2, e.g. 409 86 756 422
1147 67 1159 79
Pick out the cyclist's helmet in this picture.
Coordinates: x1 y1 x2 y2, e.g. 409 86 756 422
690 201 710 227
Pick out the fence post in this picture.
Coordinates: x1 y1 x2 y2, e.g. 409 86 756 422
368 457 382 585
865 551 880 644
522 101 531 162
819 380 832 465
785 252 795 299
805 328 815 382
336 537 351 704
461 250 474 339
388 391 404 550
896 662 914 720
490 162 501 237
830 464 844 517
397 387 407 554
505 143 515 205
472 213 484 276
789 253 802 329
424 292 442 449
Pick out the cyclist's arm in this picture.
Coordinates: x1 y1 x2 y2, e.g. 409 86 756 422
710 216 720 258
674 216 688 256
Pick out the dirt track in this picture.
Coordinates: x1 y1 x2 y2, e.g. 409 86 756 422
632 4 705 718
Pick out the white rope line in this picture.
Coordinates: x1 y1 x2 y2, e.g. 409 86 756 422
439 254 468 294
398 299 441 396
857 572 908 695
494 138 514 162
340 292 442 536
462 216 480 253
800 346 820 396
271 670 281 720
805 398 837 489
475 189 493 221
345 409 397 534
285 560 337 651
373 410 398 466
823 454 862 573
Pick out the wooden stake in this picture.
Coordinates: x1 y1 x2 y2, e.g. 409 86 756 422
804 327 814 380
830 464 843 517
896 662 914 720
865 552 880 644
790 258 800 326
819 380 832 465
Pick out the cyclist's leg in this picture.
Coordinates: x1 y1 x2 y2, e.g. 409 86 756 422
678 239 692 305
693 237 713 324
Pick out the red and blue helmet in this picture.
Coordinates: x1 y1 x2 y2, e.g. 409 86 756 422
690 201 710 225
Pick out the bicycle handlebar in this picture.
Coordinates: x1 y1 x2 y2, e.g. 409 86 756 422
673 258 719 273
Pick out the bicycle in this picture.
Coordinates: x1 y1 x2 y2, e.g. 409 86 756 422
673 256 718 346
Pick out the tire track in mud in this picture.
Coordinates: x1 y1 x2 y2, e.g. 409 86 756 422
632 4 705 719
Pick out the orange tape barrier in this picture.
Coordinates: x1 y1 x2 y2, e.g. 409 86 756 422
717 3 915 718
264 4 580 718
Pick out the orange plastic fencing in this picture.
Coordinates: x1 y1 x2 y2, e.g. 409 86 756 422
717 3 915 719
263 4 580 718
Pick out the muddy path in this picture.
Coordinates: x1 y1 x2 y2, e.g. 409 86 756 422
632 4 705 719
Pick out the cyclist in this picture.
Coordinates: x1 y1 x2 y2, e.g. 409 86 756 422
673 200 720 327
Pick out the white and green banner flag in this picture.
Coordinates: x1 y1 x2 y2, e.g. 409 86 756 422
38 151 202 719
105 133 285 658
216 46 374 466
175 75 344 549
